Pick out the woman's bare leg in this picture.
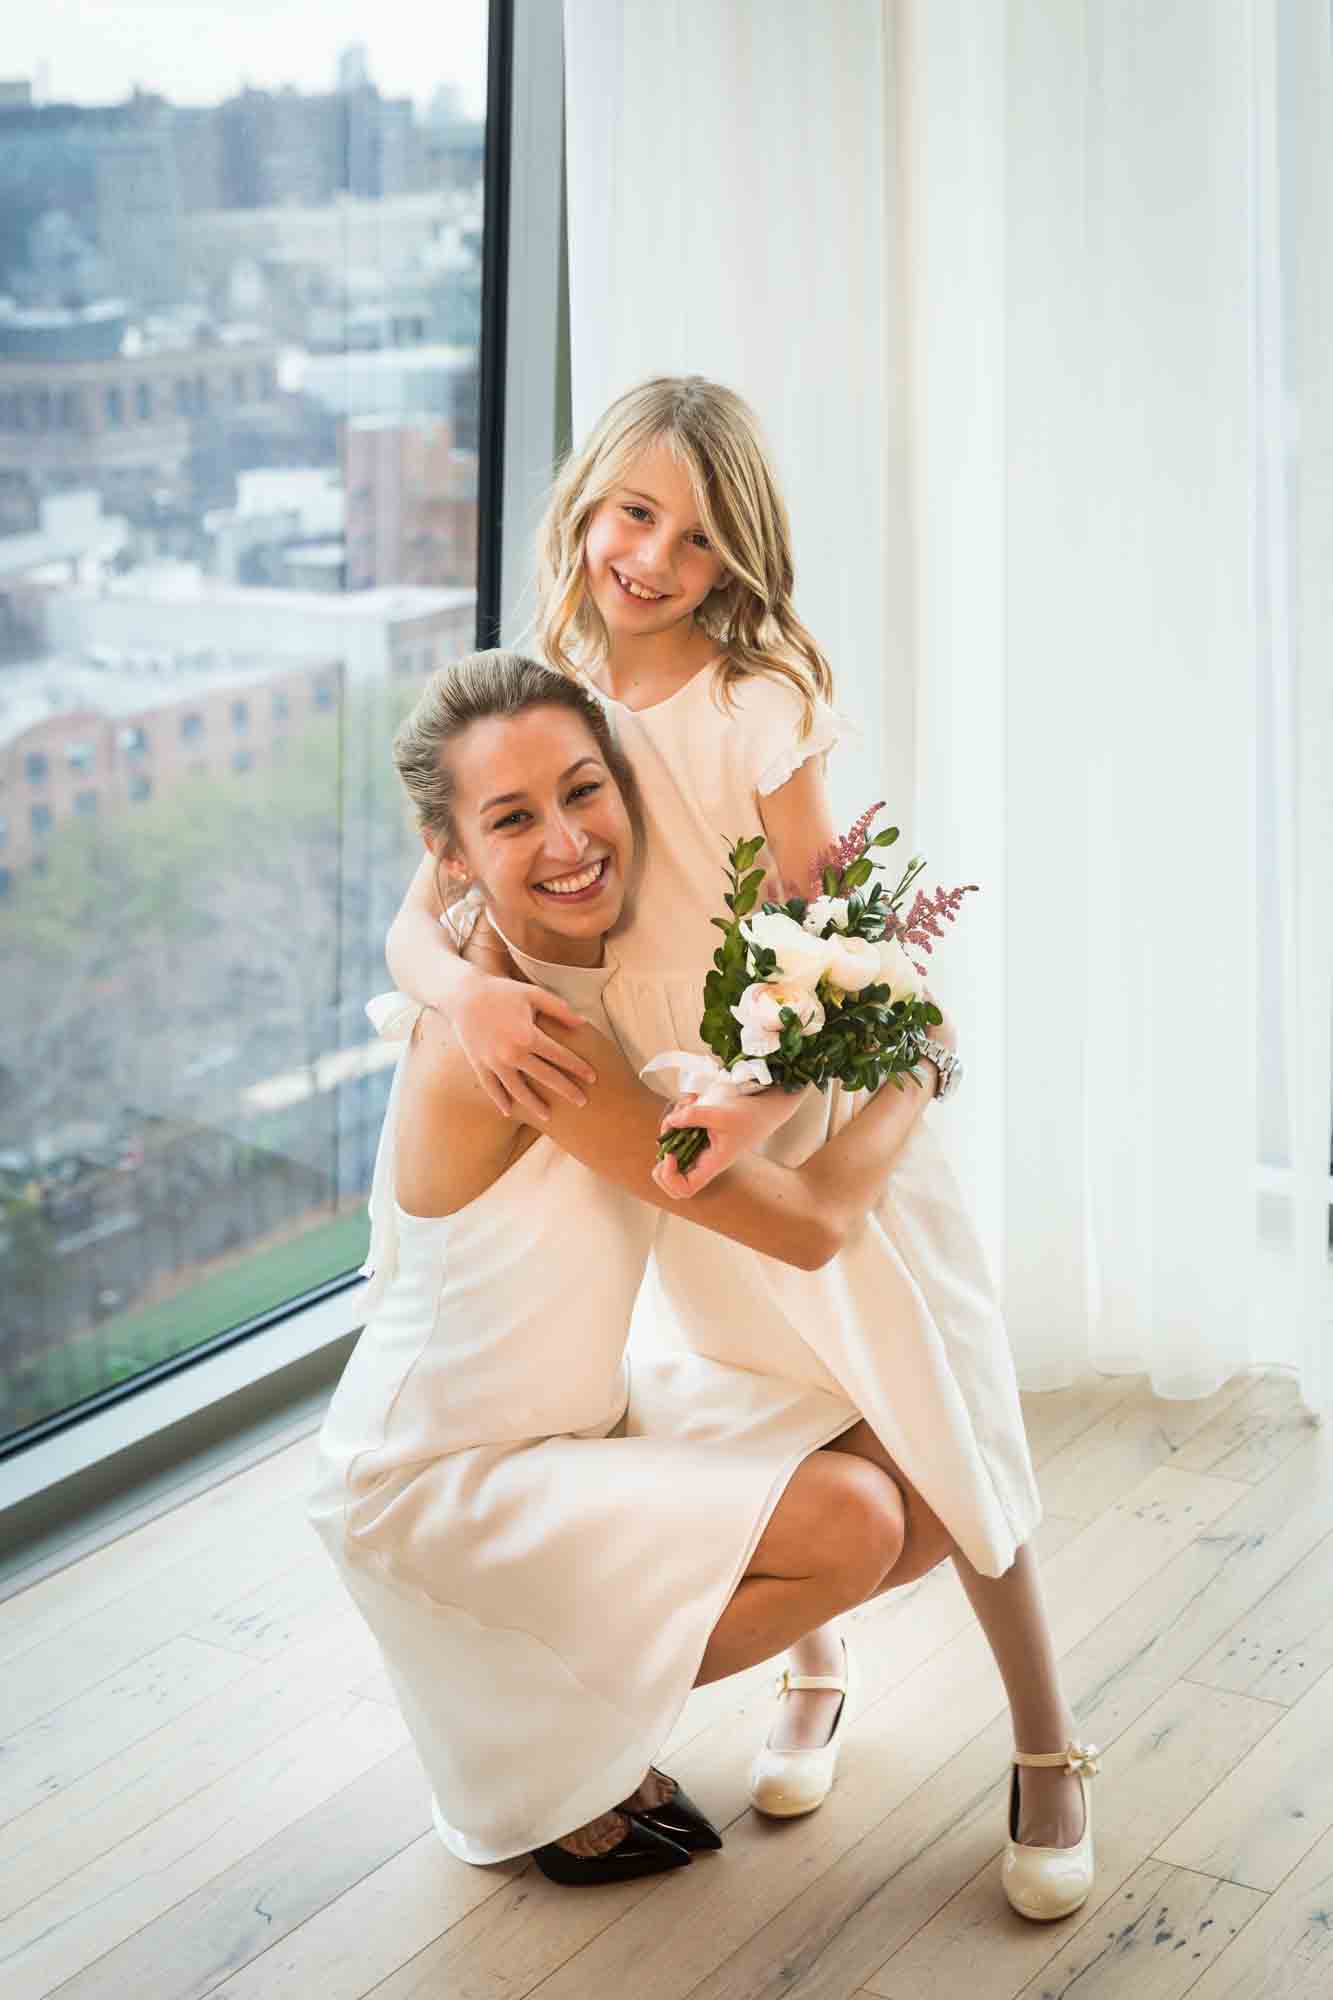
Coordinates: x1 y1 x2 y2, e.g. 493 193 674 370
693 1447 905 1685
768 1421 958 1749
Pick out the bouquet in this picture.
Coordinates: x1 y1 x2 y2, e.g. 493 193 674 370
652 804 977 1177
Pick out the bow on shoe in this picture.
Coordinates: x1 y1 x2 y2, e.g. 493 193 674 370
1064 1742 1102 1778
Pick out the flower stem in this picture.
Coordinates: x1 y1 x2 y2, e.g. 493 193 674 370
655 1126 711 1173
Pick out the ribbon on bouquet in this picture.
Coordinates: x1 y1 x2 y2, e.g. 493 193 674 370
639 1049 773 1102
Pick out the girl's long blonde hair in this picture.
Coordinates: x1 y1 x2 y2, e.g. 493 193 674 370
536 376 833 739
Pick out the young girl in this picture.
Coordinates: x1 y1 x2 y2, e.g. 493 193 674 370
386 378 1101 1922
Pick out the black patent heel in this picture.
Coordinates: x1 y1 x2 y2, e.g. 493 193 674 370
622 1768 723 1852
531 1812 691 1885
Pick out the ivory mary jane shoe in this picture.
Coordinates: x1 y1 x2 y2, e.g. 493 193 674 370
748 1641 853 1818
1001 1741 1101 1922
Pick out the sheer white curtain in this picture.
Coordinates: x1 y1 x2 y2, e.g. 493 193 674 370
562 0 906 817
561 0 1333 1414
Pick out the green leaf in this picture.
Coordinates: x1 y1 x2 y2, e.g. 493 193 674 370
872 826 899 847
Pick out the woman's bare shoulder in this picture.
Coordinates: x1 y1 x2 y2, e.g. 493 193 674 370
397 1007 525 1214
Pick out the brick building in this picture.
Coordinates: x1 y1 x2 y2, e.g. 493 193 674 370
0 651 337 885
342 415 478 591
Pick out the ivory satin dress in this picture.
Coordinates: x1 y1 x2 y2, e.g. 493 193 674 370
307 931 858 1867
580 659 1043 1578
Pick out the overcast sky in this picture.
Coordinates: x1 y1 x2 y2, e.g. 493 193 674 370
4 1 488 115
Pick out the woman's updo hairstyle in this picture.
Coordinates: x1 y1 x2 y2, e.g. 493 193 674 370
392 649 640 900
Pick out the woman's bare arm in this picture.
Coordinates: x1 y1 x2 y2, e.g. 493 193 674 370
533 1016 933 1271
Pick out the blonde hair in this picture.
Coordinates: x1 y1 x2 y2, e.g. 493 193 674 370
393 648 641 902
536 376 833 738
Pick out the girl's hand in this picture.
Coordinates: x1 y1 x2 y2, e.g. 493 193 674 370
653 1085 805 1199
452 974 597 1120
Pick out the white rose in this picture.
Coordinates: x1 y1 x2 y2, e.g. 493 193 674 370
742 908 835 985
732 979 827 1057
803 895 850 935
825 934 882 994
875 935 927 1004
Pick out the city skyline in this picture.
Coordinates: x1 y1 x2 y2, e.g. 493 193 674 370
4 2 488 118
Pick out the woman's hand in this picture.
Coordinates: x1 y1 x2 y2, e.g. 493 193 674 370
452 974 598 1121
652 1084 805 1200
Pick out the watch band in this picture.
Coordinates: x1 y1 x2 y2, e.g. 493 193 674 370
916 1037 963 1101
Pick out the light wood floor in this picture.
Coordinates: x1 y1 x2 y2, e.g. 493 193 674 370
2 1366 1331 2000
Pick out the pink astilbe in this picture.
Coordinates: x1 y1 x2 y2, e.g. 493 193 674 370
807 799 887 896
893 881 980 971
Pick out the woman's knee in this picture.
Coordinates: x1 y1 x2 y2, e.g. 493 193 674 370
812 1452 906 1599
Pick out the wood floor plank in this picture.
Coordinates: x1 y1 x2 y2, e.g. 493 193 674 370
1186 1532 1333 1705
2 1516 318 1738
1154 1663 1333 1890
1004 1860 1259 2000
1033 1375 1258 1523
1016 1375 1144 1468
0 1434 318 1664
361 1863 663 2000
37 1743 477 2000
0 1635 253 1830
1177 1823 1333 2000
197 1837 523 2000
1172 1372 1319 1486
0 1605 381 1888
182 1554 345 1661
856 1681 1277 2000
0 1695 407 1996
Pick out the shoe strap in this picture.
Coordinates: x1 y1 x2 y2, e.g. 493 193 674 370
777 1668 847 1695
1012 1741 1101 1777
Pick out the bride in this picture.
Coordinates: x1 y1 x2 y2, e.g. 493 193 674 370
308 649 956 1885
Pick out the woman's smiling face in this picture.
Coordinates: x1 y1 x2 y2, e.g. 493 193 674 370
439 704 634 964
582 438 727 639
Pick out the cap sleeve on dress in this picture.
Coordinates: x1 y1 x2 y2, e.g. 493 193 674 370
737 674 852 798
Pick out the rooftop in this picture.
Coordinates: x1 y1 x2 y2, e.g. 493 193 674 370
58 562 475 621
0 647 334 749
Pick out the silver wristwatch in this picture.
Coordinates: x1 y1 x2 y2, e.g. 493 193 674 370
917 1037 963 1102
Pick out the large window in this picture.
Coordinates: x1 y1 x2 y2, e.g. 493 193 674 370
0 4 497 1451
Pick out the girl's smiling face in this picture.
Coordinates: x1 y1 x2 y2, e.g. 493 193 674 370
583 439 728 638
439 704 634 965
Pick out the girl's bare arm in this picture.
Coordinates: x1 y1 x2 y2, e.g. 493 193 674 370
385 850 597 1120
